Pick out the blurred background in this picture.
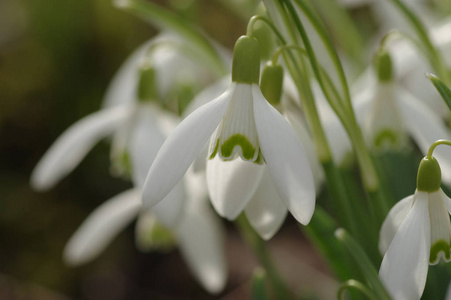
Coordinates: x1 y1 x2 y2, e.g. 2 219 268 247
0 0 340 299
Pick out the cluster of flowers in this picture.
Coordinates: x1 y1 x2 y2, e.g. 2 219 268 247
31 0 451 298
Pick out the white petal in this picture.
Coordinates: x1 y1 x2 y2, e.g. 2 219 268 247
128 104 166 187
63 189 141 266
245 169 288 240
379 195 414 255
151 179 185 229
31 105 133 191
428 190 451 264
102 38 158 109
440 189 451 215
397 89 451 185
177 206 227 294
252 85 315 225
379 191 431 300
142 84 234 208
285 109 324 192
206 156 264 220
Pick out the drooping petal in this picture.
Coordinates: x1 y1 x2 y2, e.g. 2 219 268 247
284 109 324 192
207 156 264 220
142 84 234 208
151 179 185 229
397 89 451 185
252 85 315 225
31 105 133 191
177 205 227 294
245 168 288 240
63 189 141 266
379 191 431 300
379 195 414 255
428 190 451 264
440 189 451 215
128 104 167 187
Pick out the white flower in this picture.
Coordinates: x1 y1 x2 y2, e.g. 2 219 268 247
143 81 316 225
143 36 315 226
30 34 211 191
379 157 451 300
64 170 227 294
320 78 451 185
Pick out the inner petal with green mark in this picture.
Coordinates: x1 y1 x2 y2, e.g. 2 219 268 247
209 83 261 162
428 191 451 265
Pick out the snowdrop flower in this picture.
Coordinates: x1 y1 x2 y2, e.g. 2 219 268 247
379 153 451 300
206 63 322 239
320 49 451 185
30 34 212 191
64 169 227 294
143 36 316 226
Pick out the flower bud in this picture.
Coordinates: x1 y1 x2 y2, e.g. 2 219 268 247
417 156 441 192
232 36 261 84
138 62 158 102
374 49 393 82
260 62 284 105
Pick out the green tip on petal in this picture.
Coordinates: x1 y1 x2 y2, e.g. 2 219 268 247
429 239 451 264
232 36 261 84
260 63 284 106
138 63 159 102
374 49 393 82
417 156 441 192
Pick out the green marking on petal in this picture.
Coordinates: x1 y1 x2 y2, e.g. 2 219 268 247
374 129 398 148
254 149 265 165
209 139 220 159
429 239 451 264
220 134 257 160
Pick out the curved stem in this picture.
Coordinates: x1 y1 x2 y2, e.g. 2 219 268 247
338 279 379 300
117 0 228 76
427 139 451 158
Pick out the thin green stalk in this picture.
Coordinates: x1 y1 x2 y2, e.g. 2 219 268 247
291 0 354 115
236 215 290 300
322 160 359 238
335 229 392 300
338 280 379 300
389 0 451 84
116 0 227 76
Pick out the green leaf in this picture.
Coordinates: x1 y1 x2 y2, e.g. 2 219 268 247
426 73 451 112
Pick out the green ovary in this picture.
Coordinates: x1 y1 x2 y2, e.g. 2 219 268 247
220 134 257 160
374 129 399 148
429 239 451 264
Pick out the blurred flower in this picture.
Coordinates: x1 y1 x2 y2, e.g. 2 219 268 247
64 170 227 294
379 156 451 299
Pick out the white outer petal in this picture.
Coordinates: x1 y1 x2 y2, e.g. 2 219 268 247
397 89 451 185
245 168 288 240
151 179 185 229
31 105 133 191
63 189 141 266
285 109 324 192
379 195 414 255
177 205 227 294
379 191 431 300
207 156 264 220
252 85 315 225
128 104 167 187
142 84 233 208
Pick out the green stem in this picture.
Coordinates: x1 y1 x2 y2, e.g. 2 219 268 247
427 139 451 158
389 0 451 84
116 0 228 77
338 280 379 300
335 229 392 300
236 215 290 300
